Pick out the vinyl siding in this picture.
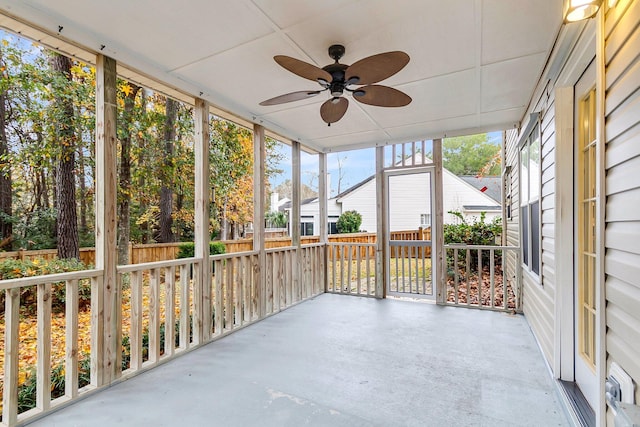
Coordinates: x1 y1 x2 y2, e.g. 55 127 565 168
505 82 557 366
605 0 640 411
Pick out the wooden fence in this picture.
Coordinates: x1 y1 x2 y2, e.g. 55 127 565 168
0 229 430 266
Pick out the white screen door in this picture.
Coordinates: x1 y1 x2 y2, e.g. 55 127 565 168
386 168 435 298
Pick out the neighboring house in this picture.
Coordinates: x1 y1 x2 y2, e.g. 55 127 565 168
286 167 500 235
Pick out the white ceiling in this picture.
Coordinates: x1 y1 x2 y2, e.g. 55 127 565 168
0 0 562 152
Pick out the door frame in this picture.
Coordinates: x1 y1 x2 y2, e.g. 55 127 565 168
555 47 604 423
384 166 437 299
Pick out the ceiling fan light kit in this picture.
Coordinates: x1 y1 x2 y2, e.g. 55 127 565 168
260 44 412 126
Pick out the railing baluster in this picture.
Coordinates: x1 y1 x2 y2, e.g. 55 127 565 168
179 265 189 349
35 285 53 405
165 266 175 357
131 271 143 369
366 245 371 295
340 244 345 293
3 288 20 425
408 244 413 293
401 246 406 293
149 268 160 363
331 246 336 293
477 249 482 307
235 256 242 323
226 257 233 330
356 245 362 295
347 244 353 294
466 249 471 307
65 279 79 398
504 251 510 310
490 249 495 308
453 249 458 305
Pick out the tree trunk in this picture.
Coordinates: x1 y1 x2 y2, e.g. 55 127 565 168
157 97 177 243
50 53 79 260
137 89 151 244
117 83 141 264
0 52 12 245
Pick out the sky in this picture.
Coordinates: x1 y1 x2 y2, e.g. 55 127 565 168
270 131 502 198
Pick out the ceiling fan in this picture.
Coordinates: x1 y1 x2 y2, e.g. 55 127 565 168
259 44 412 126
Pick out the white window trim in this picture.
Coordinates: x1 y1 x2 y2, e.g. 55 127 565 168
518 113 542 281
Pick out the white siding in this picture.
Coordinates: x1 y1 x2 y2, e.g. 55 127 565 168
604 0 640 408
338 179 379 232
505 81 557 366
337 172 500 232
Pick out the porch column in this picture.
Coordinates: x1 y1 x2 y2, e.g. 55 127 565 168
94 54 118 385
193 98 210 343
253 124 266 317
433 138 445 304
375 146 386 298
318 153 328 292
291 141 301 247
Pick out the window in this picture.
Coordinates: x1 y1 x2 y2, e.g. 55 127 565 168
578 88 597 368
328 216 339 234
520 121 541 276
420 213 431 227
300 217 314 236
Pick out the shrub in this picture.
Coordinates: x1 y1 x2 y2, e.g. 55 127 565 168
444 211 502 272
443 211 502 245
176 241 226 259
0 257 90 314
336 210 362 234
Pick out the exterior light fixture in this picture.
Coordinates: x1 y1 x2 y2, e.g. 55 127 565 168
563 0 602 22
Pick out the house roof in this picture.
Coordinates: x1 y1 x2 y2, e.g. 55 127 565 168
280 197 318 210
0 1 562 153
459 176 502 203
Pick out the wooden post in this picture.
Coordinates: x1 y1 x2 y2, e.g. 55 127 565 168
95 54 118 385
375 146 386 298
292 141 301 297
433 138 445 304
194 98 210 343
292 141 301 247
318 153 328 292
253 124 266 317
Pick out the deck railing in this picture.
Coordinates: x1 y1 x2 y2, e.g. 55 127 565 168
444 245 521 311
0 269 103 426
326 242 376 296
0 246 326 426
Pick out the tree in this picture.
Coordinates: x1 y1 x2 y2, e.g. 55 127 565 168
336 210 362 234
49 53 79 260
157 97 178 243
265 210 287 228
0 46 12 247
117 81 141 264
273 179 318 201
442 134 501 176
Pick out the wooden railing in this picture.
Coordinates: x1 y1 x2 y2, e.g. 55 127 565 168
327 242 377 296
117 258 201 377
0 245 326 426
444 245 522 312
0 269 103 425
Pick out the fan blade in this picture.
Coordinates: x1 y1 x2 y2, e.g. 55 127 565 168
320 97 349 124
345 51 410 85
274 55 332 83
259 90 322 106
353 85 411 107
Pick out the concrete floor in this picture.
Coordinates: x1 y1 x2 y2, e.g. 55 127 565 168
28 294 569 427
